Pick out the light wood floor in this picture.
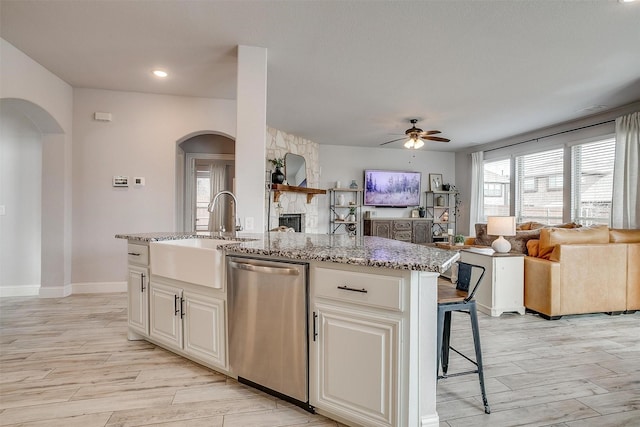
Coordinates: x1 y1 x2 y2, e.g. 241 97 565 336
0 293 638 427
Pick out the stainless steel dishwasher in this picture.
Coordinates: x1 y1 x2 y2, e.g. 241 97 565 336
226 255 312 411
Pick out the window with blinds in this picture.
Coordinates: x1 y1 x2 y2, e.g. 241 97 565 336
483 158 510 221
515 148 564 224
571 137 615 226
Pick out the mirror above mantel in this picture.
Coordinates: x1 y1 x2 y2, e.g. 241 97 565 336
285 153 307 187
269 153 325 203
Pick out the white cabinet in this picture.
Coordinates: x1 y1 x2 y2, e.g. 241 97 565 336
460 248 525 317
127 243 149 338
313 303 399 427
149 282 183 348
127 265 149 336
149 280 226 369
310 266 403 427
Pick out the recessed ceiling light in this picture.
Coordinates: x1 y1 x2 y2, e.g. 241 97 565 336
152 70 168 78
619 0 637 3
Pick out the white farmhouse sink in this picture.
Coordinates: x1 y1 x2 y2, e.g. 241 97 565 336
150 239 239 288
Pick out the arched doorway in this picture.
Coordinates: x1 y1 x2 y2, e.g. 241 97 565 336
175 132 235 232
0 98 65 297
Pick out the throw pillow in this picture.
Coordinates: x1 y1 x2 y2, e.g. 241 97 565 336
474 223 541 254
527 239 540 257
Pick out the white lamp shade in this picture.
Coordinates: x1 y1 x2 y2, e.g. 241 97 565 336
487 216 516 253
487 216 516 237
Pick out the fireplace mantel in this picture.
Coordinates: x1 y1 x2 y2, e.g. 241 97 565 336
270 184 326 203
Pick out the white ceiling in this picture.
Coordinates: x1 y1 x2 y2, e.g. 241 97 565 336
2 0 639 151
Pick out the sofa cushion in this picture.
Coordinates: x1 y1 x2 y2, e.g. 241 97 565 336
538 225 609 260
609 228 640 243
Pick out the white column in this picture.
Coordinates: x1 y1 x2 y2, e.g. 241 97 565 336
235 45 267 232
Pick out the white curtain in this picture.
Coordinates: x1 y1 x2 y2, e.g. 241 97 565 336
208 165 228 232
468 151 484 235
611 112 640 229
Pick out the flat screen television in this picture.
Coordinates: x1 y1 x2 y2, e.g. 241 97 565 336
364 169 421 207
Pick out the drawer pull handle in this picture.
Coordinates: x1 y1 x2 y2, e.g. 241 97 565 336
128 252 141 256
337 285 368 294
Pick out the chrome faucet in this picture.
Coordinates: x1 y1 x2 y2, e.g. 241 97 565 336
207 190 243 237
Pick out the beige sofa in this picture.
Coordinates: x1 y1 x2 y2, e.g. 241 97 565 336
524 227 640 319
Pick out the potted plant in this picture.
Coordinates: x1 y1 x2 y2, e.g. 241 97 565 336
418 206 426 218
269 158 285 184
348 206 357 222
454 234 465 246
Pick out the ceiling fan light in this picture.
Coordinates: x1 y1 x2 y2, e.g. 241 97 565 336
414 139 424 149
404 139 415 149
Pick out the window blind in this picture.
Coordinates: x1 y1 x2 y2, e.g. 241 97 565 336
482 158 511 221
516 148 564 224
571 138 615 226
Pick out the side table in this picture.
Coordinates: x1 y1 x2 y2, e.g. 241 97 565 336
460 248 525 317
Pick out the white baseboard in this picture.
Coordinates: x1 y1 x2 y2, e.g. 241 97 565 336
39 284 72 298
72 281 126 294
0 284 40 297
1 282 126 298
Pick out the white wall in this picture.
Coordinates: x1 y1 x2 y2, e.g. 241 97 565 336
0 106 42 295
1 38 73 297
318 145 456 234
72 88 236 286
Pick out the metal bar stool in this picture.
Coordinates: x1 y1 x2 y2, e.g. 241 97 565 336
437 261 491 414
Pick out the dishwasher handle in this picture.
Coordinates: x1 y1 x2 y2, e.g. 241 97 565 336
229 260 300 276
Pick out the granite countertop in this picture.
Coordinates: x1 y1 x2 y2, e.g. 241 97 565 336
116 232 459 273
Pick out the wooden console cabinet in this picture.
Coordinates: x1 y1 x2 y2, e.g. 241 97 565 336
364 218 432 244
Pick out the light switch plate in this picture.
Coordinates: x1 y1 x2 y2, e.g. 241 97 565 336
113 176 129 187
0 205 5 215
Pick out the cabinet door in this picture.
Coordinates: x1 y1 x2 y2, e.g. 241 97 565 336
412 220 431 244
127 265 149 336
311 302 399 427
370 220 392 239
149 282 183 349
183 291 226 368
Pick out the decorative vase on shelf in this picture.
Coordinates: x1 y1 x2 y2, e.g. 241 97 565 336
337 194 346 206
349 180 358 189
436 195 445 206
271 167 285 184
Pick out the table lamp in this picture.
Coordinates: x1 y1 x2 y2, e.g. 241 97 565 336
487 216 516 253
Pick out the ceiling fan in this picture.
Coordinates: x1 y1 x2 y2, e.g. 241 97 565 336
380 119 450 149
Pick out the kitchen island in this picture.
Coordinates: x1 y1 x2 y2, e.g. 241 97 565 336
116 232 459 427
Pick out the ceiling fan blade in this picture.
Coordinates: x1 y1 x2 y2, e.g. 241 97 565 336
422 136 450 143
380 137 407 146
420 130 441 136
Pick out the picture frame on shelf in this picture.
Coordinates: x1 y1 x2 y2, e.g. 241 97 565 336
429 173 443 191
411 209 419 218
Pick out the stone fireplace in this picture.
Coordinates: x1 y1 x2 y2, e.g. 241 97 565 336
279 213 305 232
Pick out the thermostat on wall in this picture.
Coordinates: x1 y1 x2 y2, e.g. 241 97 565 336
113 176 129 187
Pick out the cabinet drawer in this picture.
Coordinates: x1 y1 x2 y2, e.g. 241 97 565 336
127 243 149 266
392 230 412 242
393 220 412 231
314 267 403 311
